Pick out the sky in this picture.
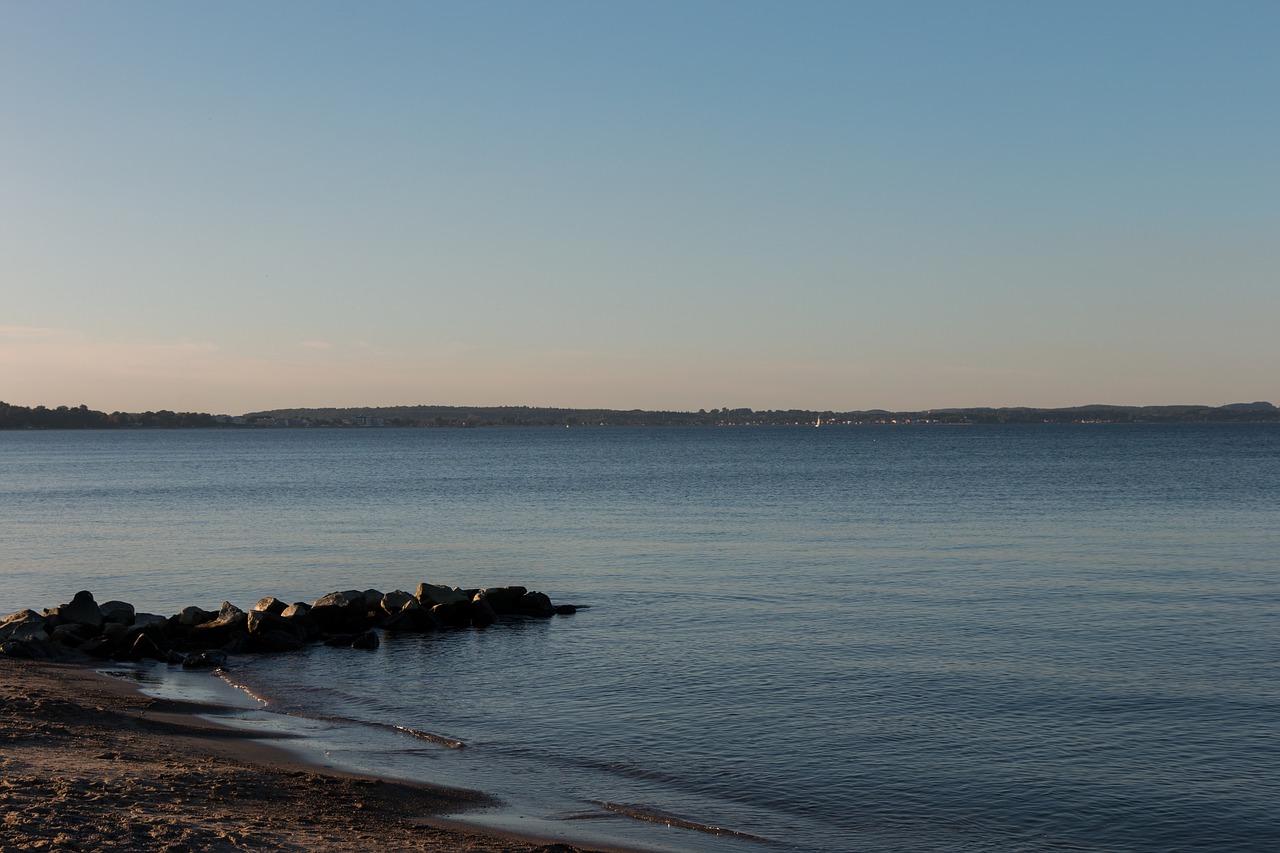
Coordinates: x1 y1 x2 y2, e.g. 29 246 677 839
2 1 1277 414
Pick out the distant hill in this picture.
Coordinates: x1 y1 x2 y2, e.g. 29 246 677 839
4 400 1276 430
246 402 1280 427
1220 401 1278 412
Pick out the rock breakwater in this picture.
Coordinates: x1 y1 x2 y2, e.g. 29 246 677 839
0 585 577 667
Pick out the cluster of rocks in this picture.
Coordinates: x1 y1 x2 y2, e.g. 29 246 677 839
0 584 576 668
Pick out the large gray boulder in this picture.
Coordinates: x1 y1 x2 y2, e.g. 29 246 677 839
0 639 38 659
313 590 365 609
49 623 96 647
252 597 288 616
430 601 473 629
122 614 172 648
517 591 556 618
132 613 170 632
186 602 247 646
2 608 44 626
0 610 47 641
79 636 118 659
470 598 497 630
0 636 75 661
72 621 131 658
309 591 369 633
174 606 216 627
382 600 438 633
99 600 136 626
473 586 527 615
101 621 129 641
282 609 320 642
380 590 416 615
56 591 104 630
217 601 246 621
8 623 52 645
247 609 307 641
417 583 468 607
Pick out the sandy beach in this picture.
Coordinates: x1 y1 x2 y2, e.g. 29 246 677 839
0 658 615 853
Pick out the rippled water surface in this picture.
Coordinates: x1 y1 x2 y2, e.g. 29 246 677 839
2 425 1278 851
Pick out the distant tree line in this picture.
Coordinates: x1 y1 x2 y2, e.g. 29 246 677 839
0 402 218 429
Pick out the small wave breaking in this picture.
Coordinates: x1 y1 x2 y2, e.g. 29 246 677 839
391 724 466 749
216 670 467 748
594 801 775 843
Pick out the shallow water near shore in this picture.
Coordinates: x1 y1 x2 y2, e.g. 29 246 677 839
3 424 1279 852
106 661 737 853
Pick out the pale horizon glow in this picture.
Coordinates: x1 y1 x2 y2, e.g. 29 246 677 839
3 2 1277 414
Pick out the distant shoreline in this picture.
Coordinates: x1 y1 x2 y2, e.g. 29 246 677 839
2 400 1277 429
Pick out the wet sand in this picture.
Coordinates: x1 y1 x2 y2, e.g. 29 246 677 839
0 658 620 852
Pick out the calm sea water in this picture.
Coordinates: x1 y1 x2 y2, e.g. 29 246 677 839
1 425 1277 852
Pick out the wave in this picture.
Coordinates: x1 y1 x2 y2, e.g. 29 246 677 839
594 800 776 843
215 670 272 706
390 724 466 749
216 669 467 748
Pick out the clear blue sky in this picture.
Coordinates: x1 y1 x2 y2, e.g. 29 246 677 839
3 1 1276 413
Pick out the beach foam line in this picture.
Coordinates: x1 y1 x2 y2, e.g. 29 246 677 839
391 724 467 749
214 669 469 748
594 801 776 843
215 669 272 706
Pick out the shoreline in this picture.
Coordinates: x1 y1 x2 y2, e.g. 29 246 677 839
0 658 641 853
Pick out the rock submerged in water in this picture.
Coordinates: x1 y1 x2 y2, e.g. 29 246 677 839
324 629 379 650
0 583 578 664
182 649 229 669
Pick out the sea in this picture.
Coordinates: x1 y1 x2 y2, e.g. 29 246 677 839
1 424 1277 852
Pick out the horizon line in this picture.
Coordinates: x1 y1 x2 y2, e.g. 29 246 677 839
6 399 1276 417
